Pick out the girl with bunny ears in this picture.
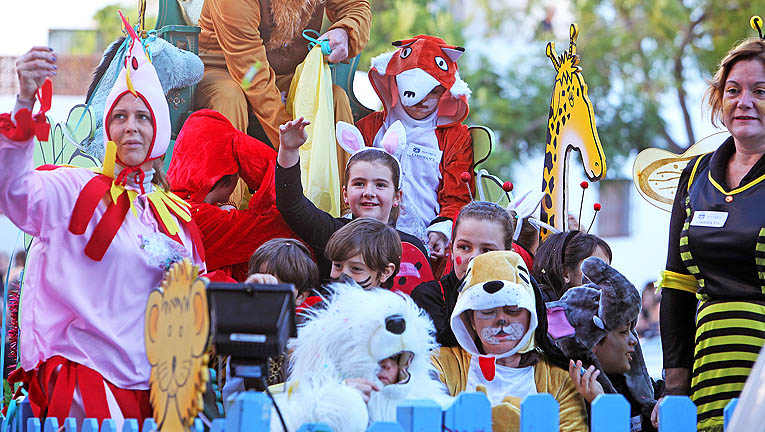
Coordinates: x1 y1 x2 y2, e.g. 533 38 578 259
276 117 431 285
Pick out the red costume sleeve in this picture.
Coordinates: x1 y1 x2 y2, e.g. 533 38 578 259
436 124 473 221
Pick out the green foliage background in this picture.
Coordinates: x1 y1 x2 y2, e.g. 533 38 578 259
361 0 759 180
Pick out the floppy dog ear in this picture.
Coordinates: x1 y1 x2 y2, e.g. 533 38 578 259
336 121 365 155
379 120 406 156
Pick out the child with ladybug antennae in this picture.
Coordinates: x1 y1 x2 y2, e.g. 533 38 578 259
349 35 474 265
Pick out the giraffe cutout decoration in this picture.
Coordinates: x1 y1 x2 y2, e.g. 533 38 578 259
540 23 606 238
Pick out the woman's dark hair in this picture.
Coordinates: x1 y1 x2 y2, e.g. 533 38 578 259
452 201 516 250
705 38 765 127
344 149 401 223
532 231 613 301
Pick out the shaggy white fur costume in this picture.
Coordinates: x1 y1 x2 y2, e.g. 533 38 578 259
270 284 452 431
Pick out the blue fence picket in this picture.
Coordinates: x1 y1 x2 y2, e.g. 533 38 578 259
80 418 99 432
367 422 405 432
443 392 491 431
591 394 630 432
724 398 738 430
16 392 711 432
396 399 442 432
100 418 117 432
226 391 272 432
64 417 78 432
521 393 559 432
121 418 139 432
658 396 696 432
211 418 226 432
142 418 157 431
42 417 58 432
297 422 334 431
26 418 41 432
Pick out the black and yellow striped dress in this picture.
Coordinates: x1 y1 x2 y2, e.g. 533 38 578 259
660 138 765 432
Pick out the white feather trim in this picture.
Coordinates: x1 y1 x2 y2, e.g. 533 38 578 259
370 50 397 75
450 71 472 99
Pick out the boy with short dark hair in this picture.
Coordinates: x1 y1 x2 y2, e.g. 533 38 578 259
325 217 402 290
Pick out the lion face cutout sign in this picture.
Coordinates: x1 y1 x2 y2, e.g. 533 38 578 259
145 259 210 431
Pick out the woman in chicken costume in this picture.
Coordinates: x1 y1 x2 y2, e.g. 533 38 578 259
354 35 473 253
0 14 204 425
433 251 587 431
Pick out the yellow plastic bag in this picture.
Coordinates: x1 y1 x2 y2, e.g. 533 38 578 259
286 45 341 217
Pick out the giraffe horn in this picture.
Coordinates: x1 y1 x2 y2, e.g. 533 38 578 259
569 23 579 56
546 42 560 70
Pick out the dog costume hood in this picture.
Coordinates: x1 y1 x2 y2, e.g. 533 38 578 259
451 251 538 361
546 257 655 409
272 282 451 431
369 35 470 127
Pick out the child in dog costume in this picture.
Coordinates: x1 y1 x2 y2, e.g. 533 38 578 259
433 251 587 431
269 282 451 431
354 35 473 249
167 109 298 281
2 18 204 425
546 257 660 431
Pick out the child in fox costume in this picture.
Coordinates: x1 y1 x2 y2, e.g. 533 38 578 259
354 35 473 256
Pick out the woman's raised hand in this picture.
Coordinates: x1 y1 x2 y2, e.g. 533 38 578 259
15 47 56 102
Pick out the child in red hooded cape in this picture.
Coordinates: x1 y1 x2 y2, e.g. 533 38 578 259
354 35 473 266
167 109 299 282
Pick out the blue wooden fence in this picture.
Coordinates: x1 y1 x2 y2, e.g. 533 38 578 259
4 392 740 432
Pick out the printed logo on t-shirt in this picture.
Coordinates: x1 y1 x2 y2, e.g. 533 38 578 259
406 144 442 164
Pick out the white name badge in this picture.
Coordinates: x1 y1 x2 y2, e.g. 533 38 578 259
690 210 728 228
406 144 443 164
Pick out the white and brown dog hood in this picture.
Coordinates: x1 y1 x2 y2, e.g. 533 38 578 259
451 251 538 361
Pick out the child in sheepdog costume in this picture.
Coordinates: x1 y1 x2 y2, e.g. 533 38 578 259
354 35 473 251
433 251 588 432
546 257 660 431
270 282 452 431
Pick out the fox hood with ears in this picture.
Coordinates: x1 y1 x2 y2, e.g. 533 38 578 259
369 35 471 127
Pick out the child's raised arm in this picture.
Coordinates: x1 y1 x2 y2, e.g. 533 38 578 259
276 116 311 168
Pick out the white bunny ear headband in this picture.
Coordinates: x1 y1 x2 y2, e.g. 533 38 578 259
335 120 405 188
506 189 554 240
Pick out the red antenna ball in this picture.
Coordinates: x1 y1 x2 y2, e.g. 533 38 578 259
580 181 589 189
593 203 602 211
460 172 471 183
502 181 514 192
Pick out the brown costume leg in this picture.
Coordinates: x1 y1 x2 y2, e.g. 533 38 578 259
195 67 249 133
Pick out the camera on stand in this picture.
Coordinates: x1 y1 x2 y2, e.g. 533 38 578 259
207 282 297 388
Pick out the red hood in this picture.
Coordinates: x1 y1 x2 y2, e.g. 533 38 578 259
167 110 276 202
